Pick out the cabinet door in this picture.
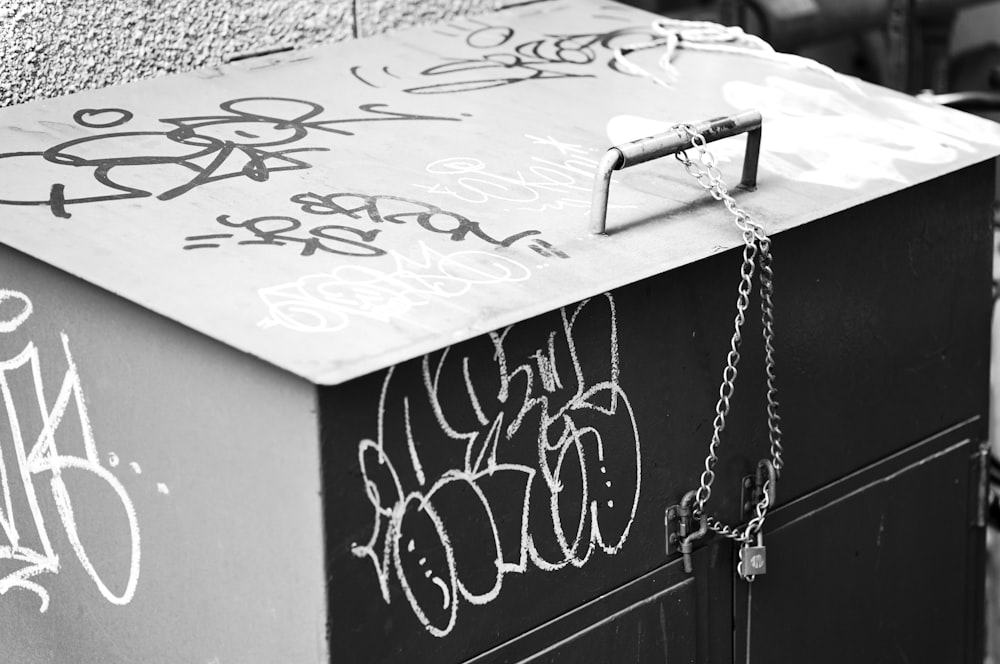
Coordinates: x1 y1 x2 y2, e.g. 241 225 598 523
735 426 986 664
522 578 697 664
471 540 732 664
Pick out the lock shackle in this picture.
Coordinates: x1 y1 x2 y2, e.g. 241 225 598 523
679 489 707 544
675 490 709 574
756 458 778 507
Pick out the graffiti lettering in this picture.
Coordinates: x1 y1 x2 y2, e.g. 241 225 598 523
416 134 635 216
350 18 661 95
0 291 141 612
351 294 641 636
291 191 542 247
257 242 531 332
185 214 386 258
184 189 566 258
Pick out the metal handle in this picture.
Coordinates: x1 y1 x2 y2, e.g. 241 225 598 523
589 109 763 235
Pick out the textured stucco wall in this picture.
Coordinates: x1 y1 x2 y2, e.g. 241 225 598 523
357 0 503 37
0 0 502 108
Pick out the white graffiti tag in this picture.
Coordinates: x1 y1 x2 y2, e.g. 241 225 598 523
415 134 637 215
351 293 640 636
257 242 531 333
0 289 140 612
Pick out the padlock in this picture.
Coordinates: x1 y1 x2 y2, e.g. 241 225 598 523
739 531 767 578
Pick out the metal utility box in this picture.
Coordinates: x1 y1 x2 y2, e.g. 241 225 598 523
0 1 998 662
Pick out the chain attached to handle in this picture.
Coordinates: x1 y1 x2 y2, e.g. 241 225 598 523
589 110 762 235
673 123 784 582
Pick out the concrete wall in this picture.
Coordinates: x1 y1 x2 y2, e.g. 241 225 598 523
0 0 502 108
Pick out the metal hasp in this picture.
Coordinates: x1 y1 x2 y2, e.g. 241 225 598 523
666 490 706 574
589 109 763 235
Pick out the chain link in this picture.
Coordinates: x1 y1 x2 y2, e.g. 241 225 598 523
674 125 783 549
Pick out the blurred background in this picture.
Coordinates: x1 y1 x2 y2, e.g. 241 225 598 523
620 0 1000 97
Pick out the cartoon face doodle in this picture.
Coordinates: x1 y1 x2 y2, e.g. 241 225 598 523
0 98 461 218
393 494 459 637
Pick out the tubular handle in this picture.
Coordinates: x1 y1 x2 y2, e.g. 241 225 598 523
589 109 763 235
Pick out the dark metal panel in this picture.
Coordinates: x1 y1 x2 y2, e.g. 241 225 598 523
320 163 994 662
735 426 986 663
322 295 670 663
467 542 733 664
770 159 995 501
517 578 696 664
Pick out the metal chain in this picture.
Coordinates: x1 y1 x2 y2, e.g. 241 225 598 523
674 125 783 549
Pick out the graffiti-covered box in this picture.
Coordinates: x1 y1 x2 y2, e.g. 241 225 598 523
1 1 999 663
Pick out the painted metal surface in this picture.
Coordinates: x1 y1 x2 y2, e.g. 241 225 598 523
320 162 994 662
0 245 327 663
0 2 996 662
0 152 987 662
0 0 998 385
738 426 985 663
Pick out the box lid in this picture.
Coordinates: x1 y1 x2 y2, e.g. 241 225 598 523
1 0 998 385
